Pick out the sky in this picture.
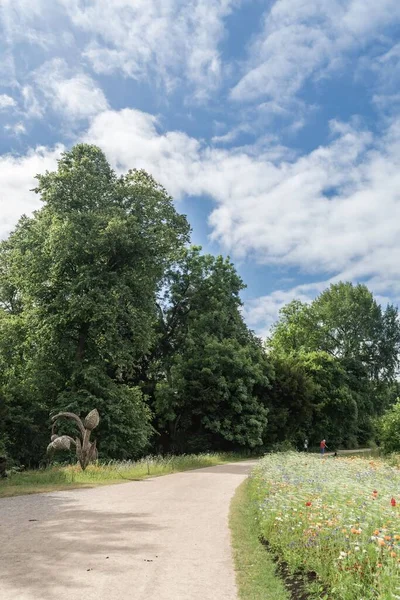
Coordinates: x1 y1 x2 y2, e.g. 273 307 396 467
1 0 400 337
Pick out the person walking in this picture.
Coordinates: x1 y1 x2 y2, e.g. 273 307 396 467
320 439 327 456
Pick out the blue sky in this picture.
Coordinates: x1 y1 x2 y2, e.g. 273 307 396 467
1 0 400 336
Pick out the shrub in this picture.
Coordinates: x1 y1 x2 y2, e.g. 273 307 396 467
377 398 400 453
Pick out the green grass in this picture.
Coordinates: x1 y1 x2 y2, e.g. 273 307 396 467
230 478 290 600
0 452 248 498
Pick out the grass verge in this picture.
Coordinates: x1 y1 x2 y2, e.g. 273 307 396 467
230 478 290 600
0 452 249 499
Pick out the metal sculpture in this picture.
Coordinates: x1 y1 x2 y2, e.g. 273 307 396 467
47 409 99 470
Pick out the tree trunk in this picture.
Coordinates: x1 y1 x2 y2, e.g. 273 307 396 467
75 322 90 362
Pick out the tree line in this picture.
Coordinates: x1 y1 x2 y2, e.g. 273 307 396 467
1 145 399 466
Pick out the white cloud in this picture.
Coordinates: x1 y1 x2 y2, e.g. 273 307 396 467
244 272 400 338
211 124 253 145
59 0 239 99
230 0 400 104
34 59 108 120
82 109 202 199
243 282 328 338
0 94 16 110
0 145 63 239
83 108 400 317
2 105 400 335
21 85 43 119
1 0 240 100
4 122 26 135
0 0 63 85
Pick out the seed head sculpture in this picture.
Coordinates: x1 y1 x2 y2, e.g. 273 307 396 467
47 409 99 470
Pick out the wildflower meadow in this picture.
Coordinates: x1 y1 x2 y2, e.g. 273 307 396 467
250 453 400 600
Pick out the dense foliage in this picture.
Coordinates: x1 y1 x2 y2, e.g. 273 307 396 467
150 247 270 453
267 283 400 448
0 145 189 463
377 400 400 454
0 144 398 465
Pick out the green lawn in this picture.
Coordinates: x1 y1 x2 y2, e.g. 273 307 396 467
0 452 248 498
230 478 289 600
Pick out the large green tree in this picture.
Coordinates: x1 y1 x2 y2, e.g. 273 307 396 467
377 399 400 453
146 247 270 452
268 282 400 446
0 144 189 463
270 283 400 383
266 351 358 449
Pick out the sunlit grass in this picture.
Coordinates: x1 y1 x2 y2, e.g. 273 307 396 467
230 479 289 600
0 452 248 498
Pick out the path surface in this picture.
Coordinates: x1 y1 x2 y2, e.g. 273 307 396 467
0 460 256 600
325 447 372 456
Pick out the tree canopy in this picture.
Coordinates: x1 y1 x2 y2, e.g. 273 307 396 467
270 283 400 382
0 145 189 462
151 247 270 452
268 283 400 447
1 144 398 465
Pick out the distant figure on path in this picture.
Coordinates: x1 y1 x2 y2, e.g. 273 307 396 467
304 438 308 452
320 439 327 456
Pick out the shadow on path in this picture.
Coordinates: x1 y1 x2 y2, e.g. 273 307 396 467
0 492 162 599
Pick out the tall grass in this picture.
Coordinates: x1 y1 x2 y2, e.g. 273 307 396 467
230 479 289 600
0 452 248 498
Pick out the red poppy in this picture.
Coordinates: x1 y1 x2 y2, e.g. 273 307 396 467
391 497 396 507
305 501 312 506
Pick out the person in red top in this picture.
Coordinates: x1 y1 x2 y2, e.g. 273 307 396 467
320 439 327 455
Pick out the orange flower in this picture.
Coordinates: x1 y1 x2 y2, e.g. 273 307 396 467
378 539 386 547
384 535 392 541
391 551 397 558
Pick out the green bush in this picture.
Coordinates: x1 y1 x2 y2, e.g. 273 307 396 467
268 439 296 453
377 398 400 453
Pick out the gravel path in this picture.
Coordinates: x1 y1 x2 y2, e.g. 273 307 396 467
325 447 372 456
0 460 256 600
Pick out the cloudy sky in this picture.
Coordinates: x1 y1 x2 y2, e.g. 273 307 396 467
1 0 400 336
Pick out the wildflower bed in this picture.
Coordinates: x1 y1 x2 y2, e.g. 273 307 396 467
250 452 400 600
